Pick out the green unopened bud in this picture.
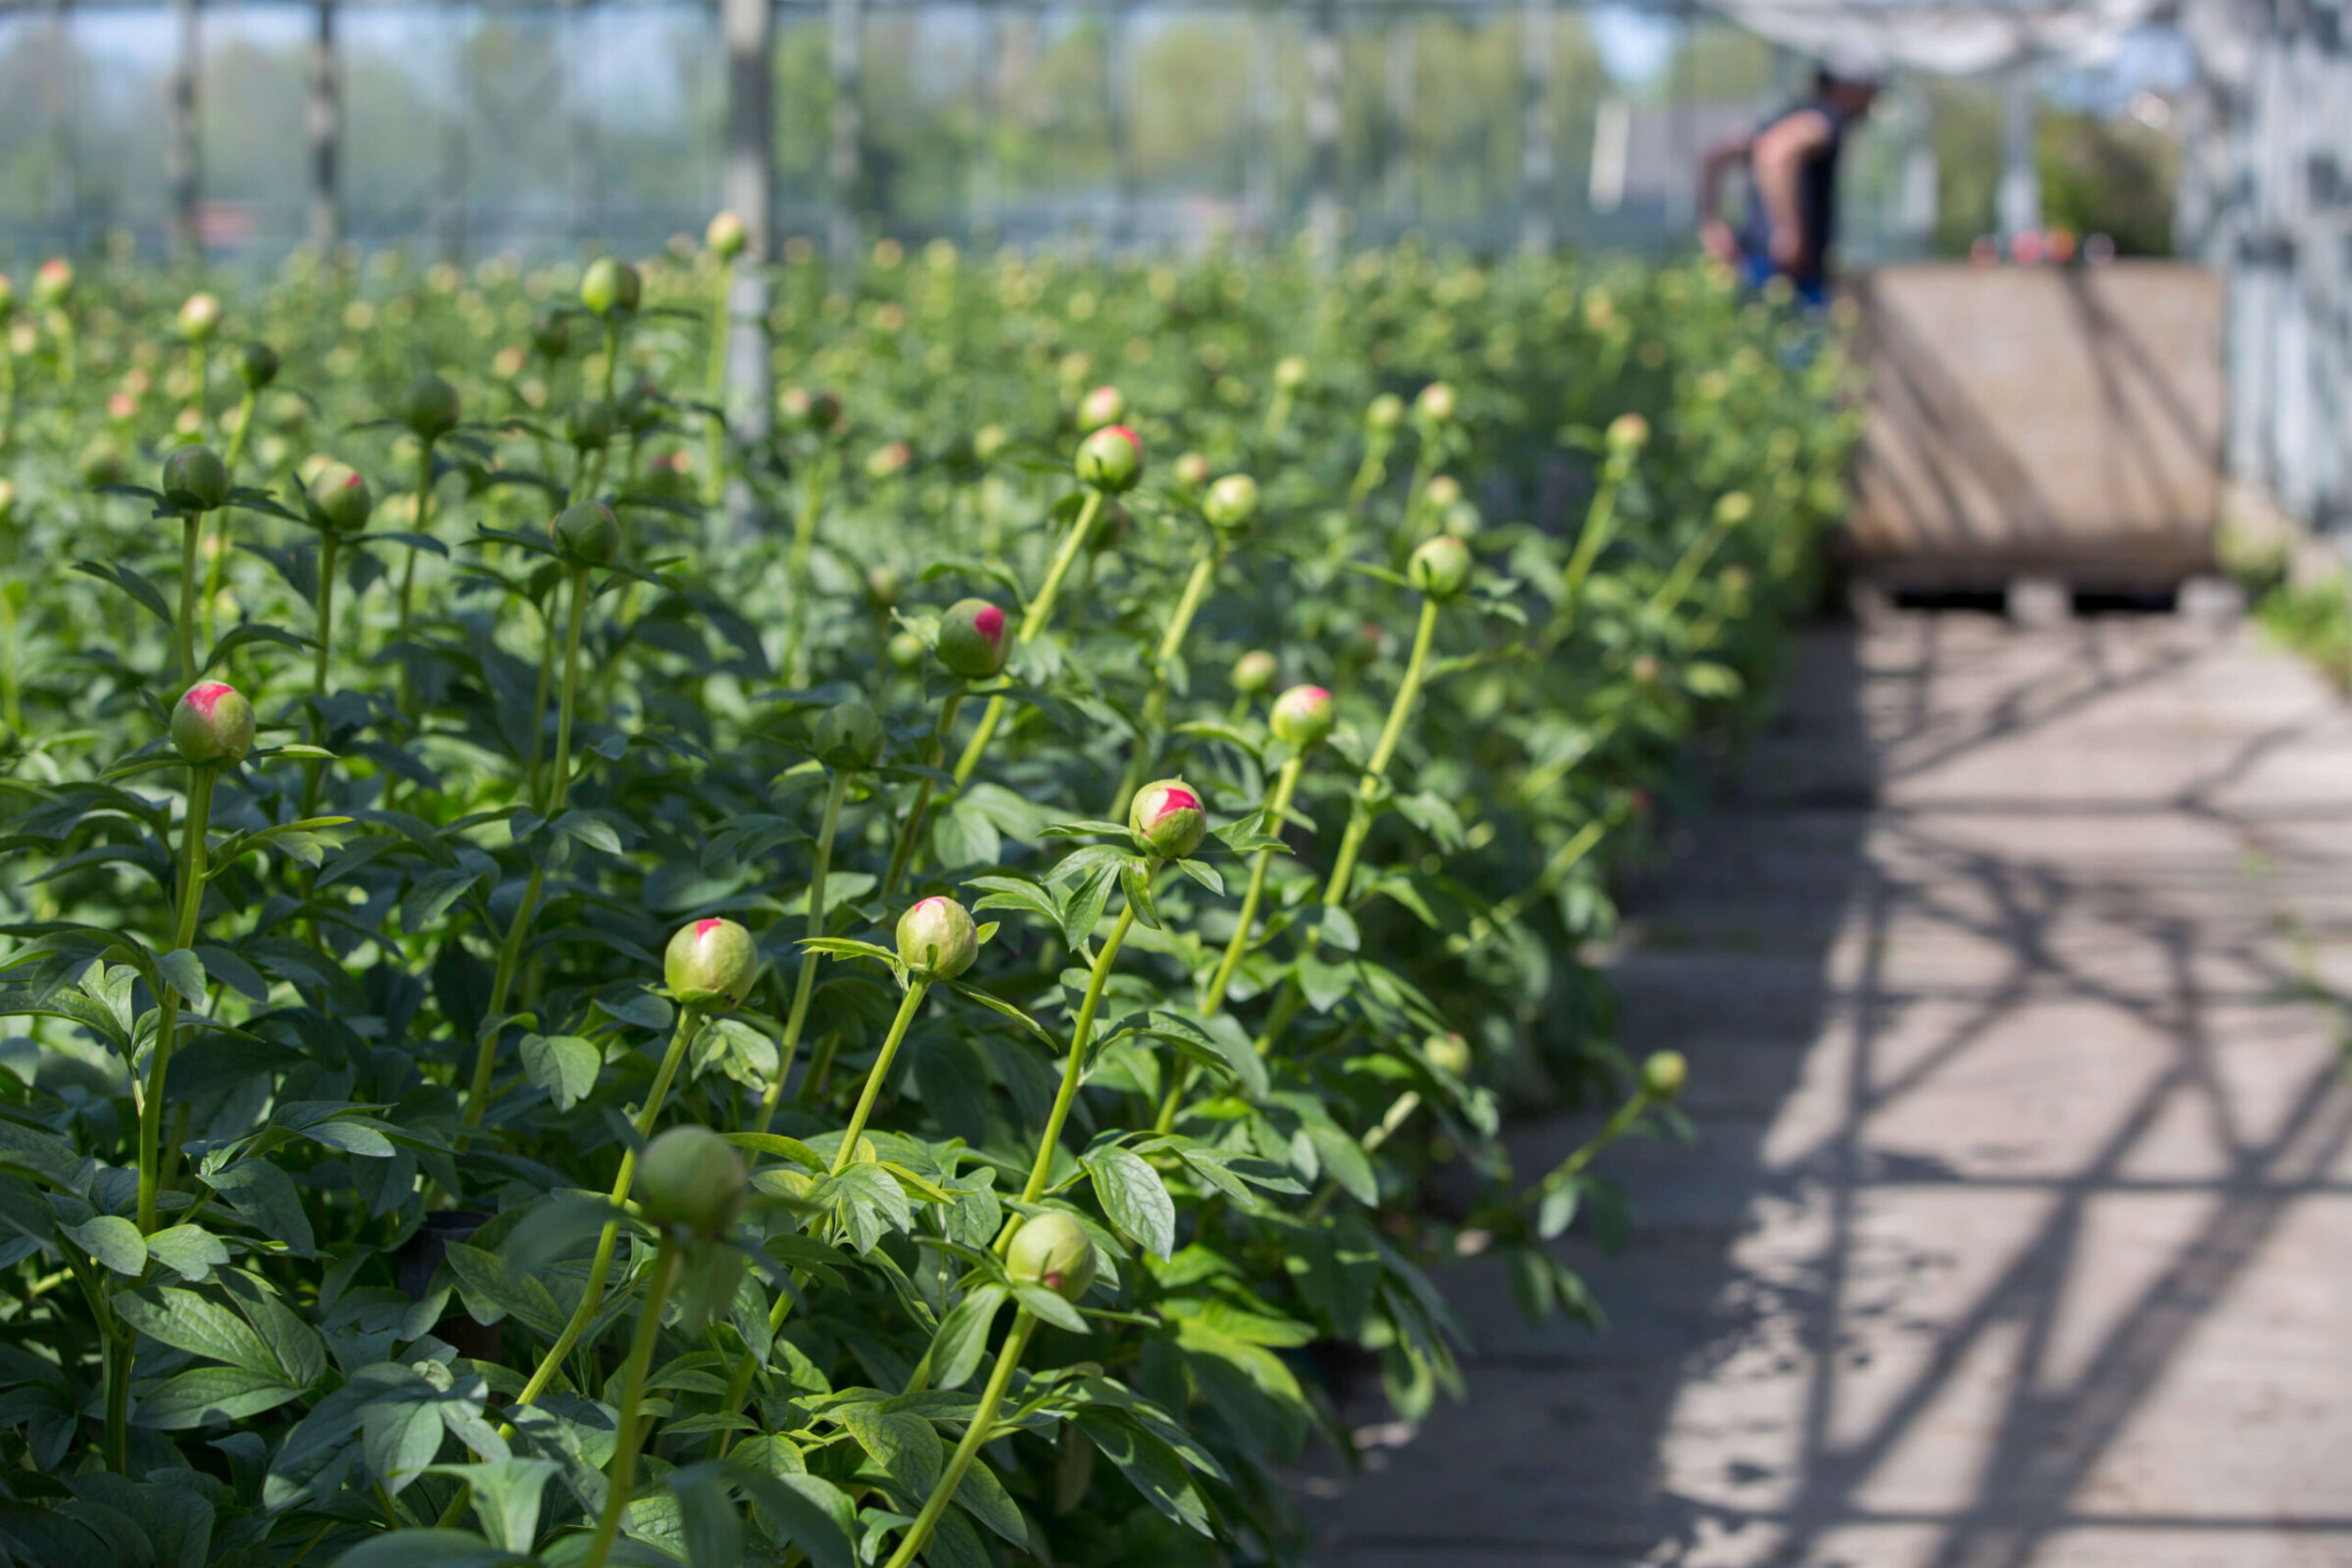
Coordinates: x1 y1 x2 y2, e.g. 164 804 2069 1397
706 209 750 260
896 896 978 980
305 463 372 535
888 629 925 670
564 400 615 451
1423 474 1462 511
972 423 1008 462
1269 684 1335 750
171 681 255 765
1201 473 1259 534
550 500 620 567
1171 451 1211 489
865 564 900 610
237 341 279 391
1077 384 1125 431
665 916 760 1008
1606 413 1649 454
865 440 912 480
1366 393 1405 432
936 599 1008 679
1231 650 1277 696
1425 1033 1472 1077
1005 1210 1098 1301
1408 535 1472 600
1642 1050 1688 1100
176 292 221 344
1414 381 1456 423
1715 491 1753 526
581 256 642 318
1129 778 1206 859
31 258 73 310
162 445 230 513
402 372 461 442
814 700 884 769
1074 425 1142 493
635 1125 746 1237
1273 355 1309 392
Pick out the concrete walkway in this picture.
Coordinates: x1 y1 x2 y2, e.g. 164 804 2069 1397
1307 612 2352 1568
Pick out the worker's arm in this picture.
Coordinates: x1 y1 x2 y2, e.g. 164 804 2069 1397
1749 108 1834 270
1694 133 1752 264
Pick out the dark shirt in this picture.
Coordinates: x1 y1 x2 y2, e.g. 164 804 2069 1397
1741 97 1851 286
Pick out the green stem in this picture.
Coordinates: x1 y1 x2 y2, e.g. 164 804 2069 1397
783 450 833 688
175 511 202 686
577 1231 682 1568
396 436 438 714
1526 1079 1659 1204
0 337 16 447
879 1311 1039 1568
1449 814 1611 955
1546 450 1630 648
953 487 1105 791
756 768 850 1135
598 318 621 408
103 1320 131 1472
1647 515 1736 622
882 688 963 896
510 1007 703 1411
1347 430 1394 515
220 387 256 477
831 980 929 1175
1112 544 1218 817
138 764 213 1234
702 259 734 508
1320 596 1440 910
203 388 260 654
188 341 208 430
522 597 557 808
299 534 338 821
1019 896 1141 1207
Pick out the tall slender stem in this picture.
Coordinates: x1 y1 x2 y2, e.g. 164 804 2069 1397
577 1232 682 1568
882 689 962 897
1545 449 1631 648
831 980 928 1174
758 768 850 1133
1201 756 1302 1017
702 259 734 508
510 1007 703 1411
878 1311 1040 1568
953 487 1105 790
396 437 437 713
1112 543 1217 817
175 512 202 685
783 450 833 687
138 764 214 1234
1019 896 1141 1208
201 387 261 651
299 534 338 821
1321 595 1439 909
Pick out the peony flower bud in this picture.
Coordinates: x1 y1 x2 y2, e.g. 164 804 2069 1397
31 259 73 310
706 209 750 260
864 440 912 480
664 916 760 1008
580 256 642 318
1425 1033 1472 1077
1414 381 1456 423
564 400 615 451
1605 413 1649 454
1273 355 1309 392
972 423 1008 462
401 372 461 442
896 896 978 980
305 462 372 535
778 385 843 434
1231 650 1277 696
1005 1210 1097 1301
634 1125 747 1237
1269 685 1335 750
1171 451 1212 489
1201 473 1259 534
864 564 900 610
237 341 279 391
1423 474 1462 510
1642 1050 1688 1100
936 598 1008 679
550 500 620 567
1715 491 1753 527
1365 393 1405 432
1129 778 1206 859
176 292 221 344
888 630 925 670
171 681 256 765
813 699 884 770
1077 384 1125 431
1074 424 1142 494
1408 535 1472 600
162 445 230 513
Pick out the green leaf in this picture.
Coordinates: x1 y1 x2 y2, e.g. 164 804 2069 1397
72 560 174 630
1073 1408 1214 1536
1176 858 1225 896
422 1459 559 1554
328 1528 526 1568
728 1470 856 1568
63 1215 146 1276
519 1033 600 1111
1083 1147 1175 1258
116 1288 280 1377
722 1132 825 1170
553 809 623 855
925 1285 1006 1391
135 1366 304 1429
1011 1282 1090 1336
367 1395 448 1494
157 947 208 1006
835 1403 942 1507
201 1159 318 1256
1301 1121 1378 1206
144 1225 230 1284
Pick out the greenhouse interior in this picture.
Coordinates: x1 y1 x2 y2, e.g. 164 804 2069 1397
0 1 2343 1566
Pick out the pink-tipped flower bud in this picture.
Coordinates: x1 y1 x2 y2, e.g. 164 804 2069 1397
896 896 978 980
580 256 642 318
31 259 73 310
550 500 620 567
1605 413 1649 454
1005 1209 1098 1301
813 699 884 770
171 681 256 766
306 463 372 535
1231 650 1278 696
1129 778 1206 859
1408 534 1472 601
1273 355 1309 392
1365 392 1405 432
1642 1050 1688 1100
635 1125 746 1237
1201 473 1259 534
238 341 279 391
936 598 1008 679
1414 381 1457 423
706 210 750 260
162 445 230 513
1074 424 1142 494
176 292 221 344
1269 685 1335 750
664 916 760 1008
401 372 461 442
1171 451 1212 489
1077 384 1125 431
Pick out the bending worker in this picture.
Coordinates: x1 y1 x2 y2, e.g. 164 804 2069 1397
1698 58 1881 305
